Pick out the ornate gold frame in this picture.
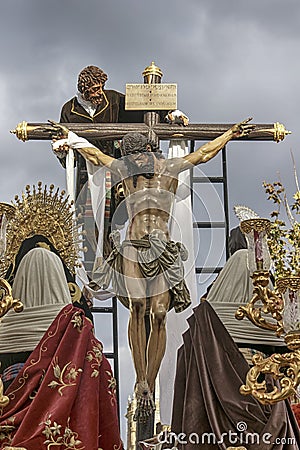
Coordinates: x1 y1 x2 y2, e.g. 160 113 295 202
239 276 300 404
0 278 24 408
235 270 284 336
240 346 300 405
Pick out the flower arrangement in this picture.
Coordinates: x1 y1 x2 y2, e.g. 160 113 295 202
263 164 300 279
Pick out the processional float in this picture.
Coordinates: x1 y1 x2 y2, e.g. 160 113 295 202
6 62 295 445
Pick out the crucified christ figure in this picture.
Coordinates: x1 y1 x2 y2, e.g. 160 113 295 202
51 117 255 420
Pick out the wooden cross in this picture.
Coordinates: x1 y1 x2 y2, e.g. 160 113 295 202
11 59 291 147
11 118 291 144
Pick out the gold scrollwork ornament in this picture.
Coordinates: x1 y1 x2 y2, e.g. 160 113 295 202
0 278 23 318
240 349 300 404
235 270 284 336
0 278 23 409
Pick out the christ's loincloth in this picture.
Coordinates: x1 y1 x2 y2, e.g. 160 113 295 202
92 231 191 314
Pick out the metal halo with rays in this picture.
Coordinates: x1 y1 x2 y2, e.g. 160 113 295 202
0 182 83 277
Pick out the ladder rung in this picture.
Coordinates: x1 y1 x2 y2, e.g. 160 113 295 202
192 176 224 183
193 222 225 228
104 353 117 359
91 306 114 313
195 267 223 274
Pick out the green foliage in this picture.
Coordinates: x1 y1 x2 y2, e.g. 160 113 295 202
263 180 300 278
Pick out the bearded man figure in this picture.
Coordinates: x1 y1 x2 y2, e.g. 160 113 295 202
52 118 255 420
57 65 148 261
57 65 162 188
59 65 144 161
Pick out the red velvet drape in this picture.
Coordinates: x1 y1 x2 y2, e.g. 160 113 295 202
0 305 123 450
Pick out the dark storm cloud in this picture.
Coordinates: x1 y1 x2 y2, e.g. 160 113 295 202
0 0 299 248
1 0 299 264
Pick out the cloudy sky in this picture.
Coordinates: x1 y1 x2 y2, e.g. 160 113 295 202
1 0 300 439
